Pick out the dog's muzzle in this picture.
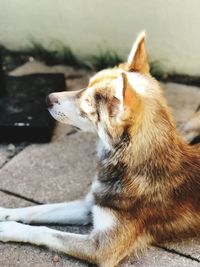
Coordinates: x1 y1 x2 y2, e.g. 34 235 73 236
46 94 59 109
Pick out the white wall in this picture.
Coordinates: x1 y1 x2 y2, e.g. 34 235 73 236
0 0 200 75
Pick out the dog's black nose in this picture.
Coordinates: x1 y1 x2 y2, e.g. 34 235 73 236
46 94 59 109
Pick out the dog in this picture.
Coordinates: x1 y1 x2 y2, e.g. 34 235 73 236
0 32 199 267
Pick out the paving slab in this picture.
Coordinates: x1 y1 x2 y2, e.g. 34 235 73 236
0 145 10 168
0 143 25 168
165 238 200 261
0 243 195 267
162 82 200 126
0 191 33 207
52 124 78 142
0 131 97 203
123 246 199 267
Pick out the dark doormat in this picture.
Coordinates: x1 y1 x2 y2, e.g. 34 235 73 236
0 73 66 143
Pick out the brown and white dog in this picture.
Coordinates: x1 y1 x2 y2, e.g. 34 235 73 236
0 32 199 267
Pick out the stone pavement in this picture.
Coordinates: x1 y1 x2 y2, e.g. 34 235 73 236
0 72 199 266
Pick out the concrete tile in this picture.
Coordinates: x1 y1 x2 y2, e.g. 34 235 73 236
52 123 77 142
0 132 97 203
162 82 200 126
0 145 10 168
165 238 200 261
1 242 198 267
122 246 199 267
0 191 33 207
0 143 26 168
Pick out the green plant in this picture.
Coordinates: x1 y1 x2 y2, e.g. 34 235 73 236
1 41 170 74
20 41 89 68
91 50 122 71
149 60 166 78
23 41 58 65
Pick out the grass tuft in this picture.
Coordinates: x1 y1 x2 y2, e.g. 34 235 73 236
91 50 122 71
150 60 167 78
1 41 168 75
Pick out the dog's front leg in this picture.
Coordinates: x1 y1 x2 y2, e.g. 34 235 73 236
0 221 97 263
0 192 93 225
0 206 143 267
0 211 116 266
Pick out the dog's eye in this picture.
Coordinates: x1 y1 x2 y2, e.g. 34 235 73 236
85 98 92 106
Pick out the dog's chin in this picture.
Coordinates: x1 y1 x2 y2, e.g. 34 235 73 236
48 108 96 132
48 109 70 124
48 109 82 131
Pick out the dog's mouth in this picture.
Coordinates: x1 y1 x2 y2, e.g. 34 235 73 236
48 108 69 123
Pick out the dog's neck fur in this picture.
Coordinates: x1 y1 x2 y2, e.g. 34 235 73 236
97 96 184 180
94 106 190 213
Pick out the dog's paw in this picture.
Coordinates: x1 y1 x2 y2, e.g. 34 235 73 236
0 221 21 242
0 221 42 244
0 208 11 221
0 208 13 221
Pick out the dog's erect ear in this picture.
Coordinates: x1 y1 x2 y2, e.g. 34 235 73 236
112 74 124 116
114 73 140 114
127 31 149 74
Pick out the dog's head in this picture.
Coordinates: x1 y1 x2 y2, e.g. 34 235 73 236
47 32 163 148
